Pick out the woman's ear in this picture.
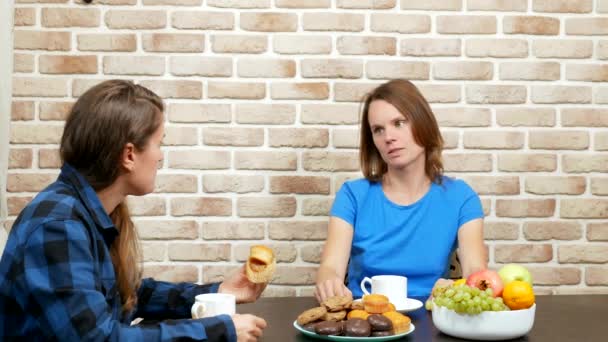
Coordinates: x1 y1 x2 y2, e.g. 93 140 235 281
121 142 136 171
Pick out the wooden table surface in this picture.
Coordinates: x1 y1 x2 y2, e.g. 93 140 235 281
238 295 607 341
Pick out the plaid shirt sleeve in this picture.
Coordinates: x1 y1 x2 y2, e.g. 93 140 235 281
23 219 236 341
135 278 221 320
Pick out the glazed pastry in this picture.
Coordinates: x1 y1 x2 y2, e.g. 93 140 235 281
367 314 393 331
371 330 394 337
302 322 319 332
344 318 371 337
245 245 276 283
315 321 343 335
346 309 369 320
382 311 411 334
297 306 327 326
322 295 353 312
363 294 390 314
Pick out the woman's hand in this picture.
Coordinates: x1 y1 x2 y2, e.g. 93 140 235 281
315 217 355 303
315 278 353 304
219 265 267 303
232 314 266 342
457 218 487 278
431 278 454 297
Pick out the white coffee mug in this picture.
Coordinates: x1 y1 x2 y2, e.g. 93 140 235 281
360 275 408 304
191 293 236 319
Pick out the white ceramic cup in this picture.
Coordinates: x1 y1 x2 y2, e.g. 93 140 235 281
360 275 408 304
191 293 236 319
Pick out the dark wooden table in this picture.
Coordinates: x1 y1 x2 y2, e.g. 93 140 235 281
238 295 607 341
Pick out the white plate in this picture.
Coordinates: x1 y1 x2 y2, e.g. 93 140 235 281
393 298 423 313
353 298 423 313
293 320 415 341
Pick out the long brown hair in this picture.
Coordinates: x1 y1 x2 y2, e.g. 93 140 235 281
60 80 164 312
360 79 444 183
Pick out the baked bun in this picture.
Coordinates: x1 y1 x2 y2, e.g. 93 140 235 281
347 309 370 320
382 311 411 334
245 245 276 283
363 294 390 314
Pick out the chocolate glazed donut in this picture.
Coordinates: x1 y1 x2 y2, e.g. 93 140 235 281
367 314 393 331
302 322 319 332
344 318 372 337
315 321 343 336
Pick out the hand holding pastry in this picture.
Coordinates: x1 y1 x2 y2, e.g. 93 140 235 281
245 245 276 284
220 245 275 303
219 264 267 304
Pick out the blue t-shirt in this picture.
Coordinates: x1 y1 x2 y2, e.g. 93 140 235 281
330 176 484 298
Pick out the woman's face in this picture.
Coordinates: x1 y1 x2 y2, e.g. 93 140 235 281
128 118 165 196
367 100 425 172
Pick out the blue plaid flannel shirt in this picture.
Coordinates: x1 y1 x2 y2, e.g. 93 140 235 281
0 163 236 341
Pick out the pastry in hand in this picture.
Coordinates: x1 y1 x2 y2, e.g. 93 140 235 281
245 245 276 283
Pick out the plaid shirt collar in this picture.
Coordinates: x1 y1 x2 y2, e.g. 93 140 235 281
59 163 118 246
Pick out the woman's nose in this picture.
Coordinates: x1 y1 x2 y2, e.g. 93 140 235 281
384 128 396 142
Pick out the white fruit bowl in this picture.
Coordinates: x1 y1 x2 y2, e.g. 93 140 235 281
432 303 536 341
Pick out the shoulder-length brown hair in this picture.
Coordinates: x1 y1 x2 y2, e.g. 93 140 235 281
60 79 164 313
360 79 444 183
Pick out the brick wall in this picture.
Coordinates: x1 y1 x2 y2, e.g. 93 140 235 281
0 0 14 253
4 0 608 296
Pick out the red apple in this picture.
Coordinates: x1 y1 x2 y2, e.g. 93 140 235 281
466 269 504 297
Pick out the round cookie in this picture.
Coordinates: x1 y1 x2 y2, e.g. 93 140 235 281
322 310 347 322
322 295 353 312
350 300 364 310
297 306 327 326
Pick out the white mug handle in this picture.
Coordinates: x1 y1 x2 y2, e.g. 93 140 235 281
360 277 373 296
191 302 207 319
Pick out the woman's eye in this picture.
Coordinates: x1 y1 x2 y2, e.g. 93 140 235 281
373 127 383 134
395 120 407 127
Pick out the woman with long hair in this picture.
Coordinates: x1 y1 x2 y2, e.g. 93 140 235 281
315 79 487 302
0 80 266 341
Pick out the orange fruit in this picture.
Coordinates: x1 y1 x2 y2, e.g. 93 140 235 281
502 280 535 310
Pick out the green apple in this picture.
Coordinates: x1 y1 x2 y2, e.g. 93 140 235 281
498 264 532 286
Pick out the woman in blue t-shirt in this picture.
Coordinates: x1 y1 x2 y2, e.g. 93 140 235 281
315 79 487 303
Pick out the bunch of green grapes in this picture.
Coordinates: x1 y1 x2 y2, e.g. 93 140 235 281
426 285 509 314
